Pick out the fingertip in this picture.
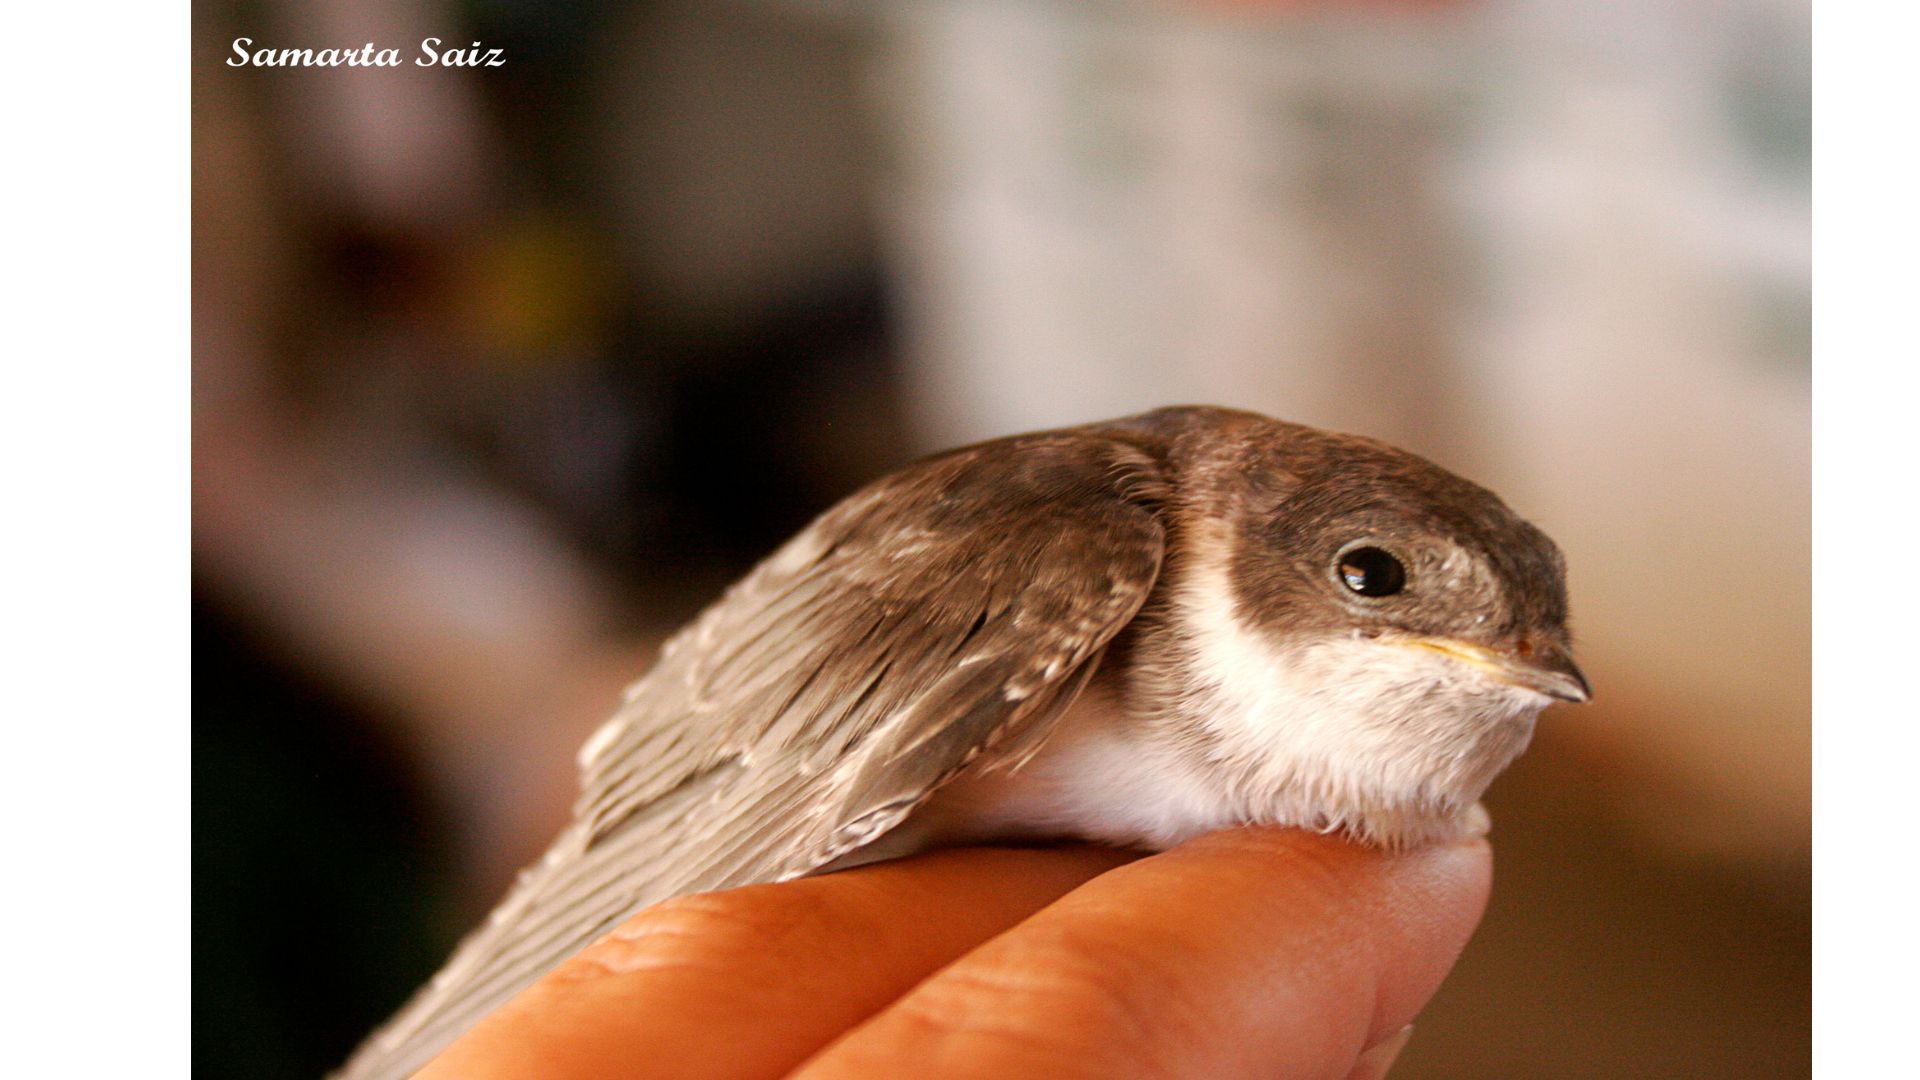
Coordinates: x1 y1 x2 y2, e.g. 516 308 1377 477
1150 825 1494 1050
798 827 1498 1080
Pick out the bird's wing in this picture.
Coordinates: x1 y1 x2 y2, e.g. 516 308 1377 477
340 429 1169 1080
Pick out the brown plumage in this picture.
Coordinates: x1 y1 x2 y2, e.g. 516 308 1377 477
340 406 1586 1080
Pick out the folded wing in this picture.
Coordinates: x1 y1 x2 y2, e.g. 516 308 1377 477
338 429 1168 1080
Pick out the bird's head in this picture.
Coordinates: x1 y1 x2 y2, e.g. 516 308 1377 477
1125 407 1590 843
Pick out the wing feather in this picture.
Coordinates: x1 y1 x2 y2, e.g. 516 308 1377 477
338 429 1168 1080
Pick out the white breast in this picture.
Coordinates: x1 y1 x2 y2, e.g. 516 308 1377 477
904 677 1241 851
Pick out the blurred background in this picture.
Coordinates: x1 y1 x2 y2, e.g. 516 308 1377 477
193 0 1808 1076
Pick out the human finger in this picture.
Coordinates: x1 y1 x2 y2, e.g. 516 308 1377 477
412 844 1138 1080
793 827 1492 1080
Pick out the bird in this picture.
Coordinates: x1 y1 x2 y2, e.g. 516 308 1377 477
339 405 1590 1080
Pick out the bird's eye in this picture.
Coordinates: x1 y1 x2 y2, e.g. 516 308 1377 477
1337 546 1406 597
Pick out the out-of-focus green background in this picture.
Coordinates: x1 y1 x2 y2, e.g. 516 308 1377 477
193 1 1808 1076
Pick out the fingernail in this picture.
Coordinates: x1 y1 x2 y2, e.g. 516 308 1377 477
1463 802 1492 838
1344 1024 1414 1080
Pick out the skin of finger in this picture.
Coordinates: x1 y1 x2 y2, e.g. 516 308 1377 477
411 844 1138 1080
791 828 1493 1080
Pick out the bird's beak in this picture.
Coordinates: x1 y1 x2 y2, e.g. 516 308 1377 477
1401 637 1592 703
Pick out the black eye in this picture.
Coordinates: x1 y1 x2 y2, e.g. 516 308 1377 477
1337 546 1406 597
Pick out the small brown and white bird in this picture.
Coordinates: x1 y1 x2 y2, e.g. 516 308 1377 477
341 405 1589 1080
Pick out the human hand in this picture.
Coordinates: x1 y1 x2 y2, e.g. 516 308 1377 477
414 827 1492 1080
